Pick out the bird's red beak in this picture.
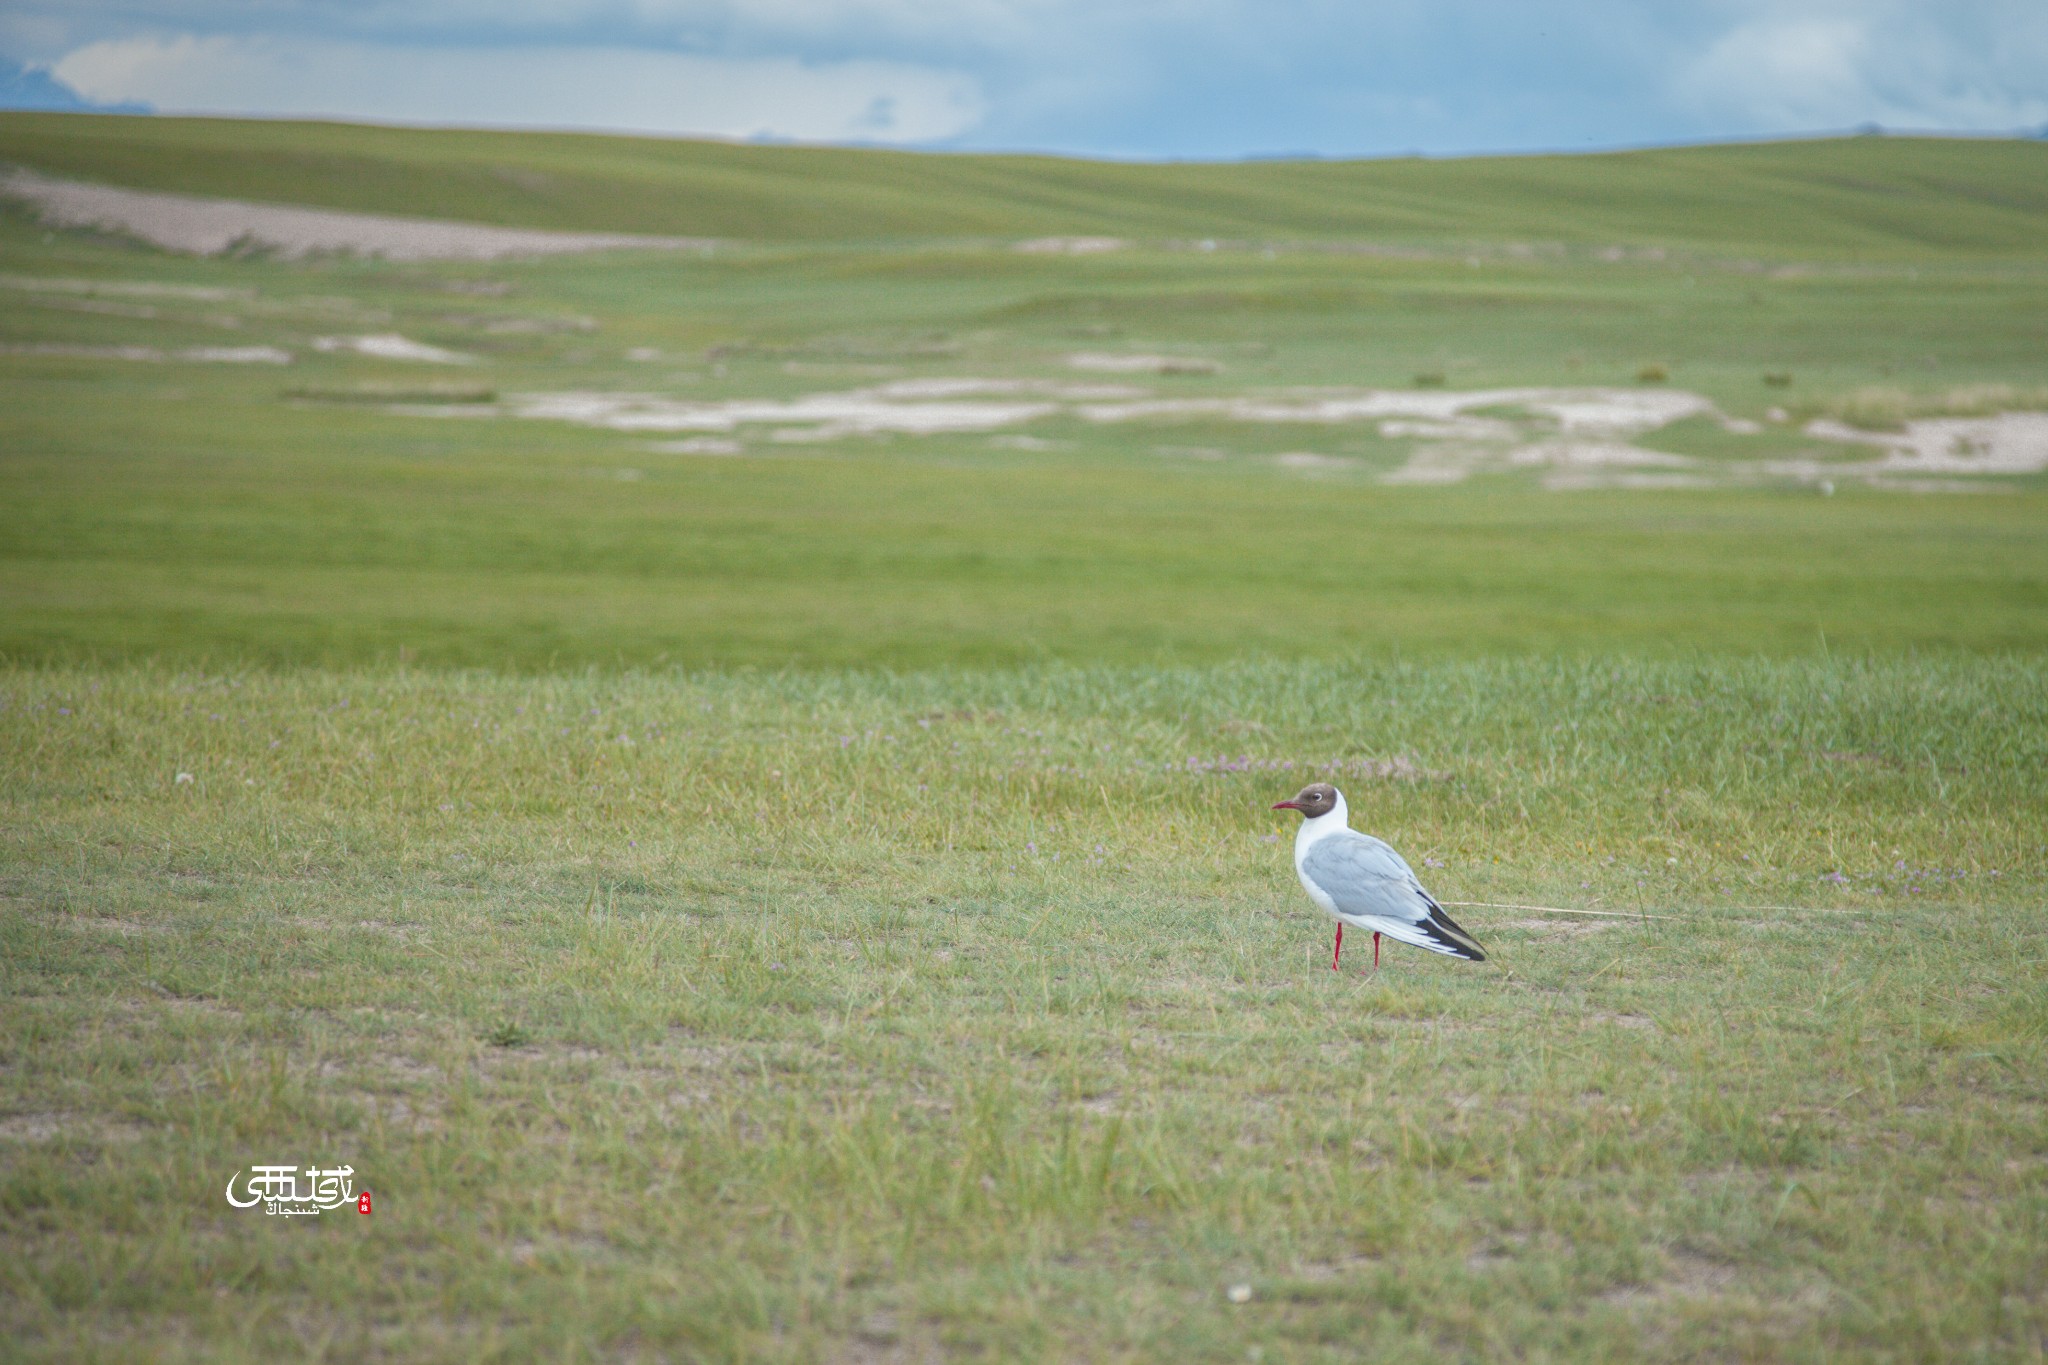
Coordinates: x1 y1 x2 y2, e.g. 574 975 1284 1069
1271 799 1300 810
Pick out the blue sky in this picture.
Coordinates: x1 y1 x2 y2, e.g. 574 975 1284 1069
4 1 2045 159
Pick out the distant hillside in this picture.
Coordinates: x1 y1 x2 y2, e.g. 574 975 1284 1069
1 112 2044 257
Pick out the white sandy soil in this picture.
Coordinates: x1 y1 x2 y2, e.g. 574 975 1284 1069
0 169 714 261
504 389 1061 440
1796 415 2048 479
1068 353 1222 375
359 375 2048 492
1015 237 1124 254
1 342 291 364
312 334 476 364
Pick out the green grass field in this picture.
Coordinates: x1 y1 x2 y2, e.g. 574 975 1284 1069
1 116 2046 1361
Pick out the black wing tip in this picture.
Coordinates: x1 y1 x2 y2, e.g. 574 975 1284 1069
1422 908 1488 962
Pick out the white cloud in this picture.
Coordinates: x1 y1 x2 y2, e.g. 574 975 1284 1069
1677 11 2048 133
15 2 2048 157
50 33 986 143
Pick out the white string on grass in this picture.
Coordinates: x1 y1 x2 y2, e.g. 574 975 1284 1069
1440 900 1676 920
1443 900 1866 921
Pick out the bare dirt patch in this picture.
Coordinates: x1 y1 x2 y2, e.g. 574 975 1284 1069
1289 1254 1380 1282
1068 352 1221 375
1600 1249 1739 1307
1793 413 2048 481
1 343 292 364
335 371 2047 493
51 914 166 937
1273 452 1356 473
0 169 715 261
1504 917 1623 936
503 388 1061 440
649 437 747 456
0 1111 146 1143
311 334 475 365
1015 237 1124 254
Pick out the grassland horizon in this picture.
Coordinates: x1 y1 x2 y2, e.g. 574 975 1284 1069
4 113 2048 256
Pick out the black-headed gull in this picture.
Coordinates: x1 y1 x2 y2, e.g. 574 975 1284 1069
1272 782 1486 971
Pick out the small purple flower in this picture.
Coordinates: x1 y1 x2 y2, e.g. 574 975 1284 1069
1424 856 1446 868
1822 871 1849 884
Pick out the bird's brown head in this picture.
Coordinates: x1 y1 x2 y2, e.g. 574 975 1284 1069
1271 783 1340 818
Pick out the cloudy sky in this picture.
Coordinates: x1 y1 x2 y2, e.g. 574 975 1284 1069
4 1 2045 158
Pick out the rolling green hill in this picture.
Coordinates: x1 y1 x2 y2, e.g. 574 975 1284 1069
2 112 2046 256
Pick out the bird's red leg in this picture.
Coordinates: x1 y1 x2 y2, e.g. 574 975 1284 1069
1373 931 1381 972
1332 922 1343 971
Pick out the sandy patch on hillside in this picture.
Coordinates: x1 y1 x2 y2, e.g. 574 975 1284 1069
0 169 715 261
1273 452 1356 473
1068 352 1222 375
1 342 291 364
312 334 476 364
484 377 1163 441
1077 386 1715 432
505 388 1060 439
1391 409 2048 490
649 437 747 456
183 345 294 364
1378 416 1521 442
1383 438 1703 487
1792 414 2048 479
1015 236 1124 254
875 377 1147 400
362 376 2042 491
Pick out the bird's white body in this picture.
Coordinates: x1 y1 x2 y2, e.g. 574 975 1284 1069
1290 790 1357 919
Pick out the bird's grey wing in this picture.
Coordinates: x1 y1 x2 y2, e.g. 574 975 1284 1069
1300 832 1486 961
1300 833 1432 926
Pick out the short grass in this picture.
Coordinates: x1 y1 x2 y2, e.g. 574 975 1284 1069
2 119 2047 1360
3 657 2045 1362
